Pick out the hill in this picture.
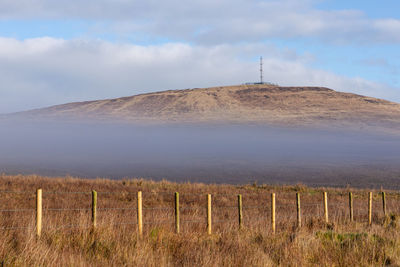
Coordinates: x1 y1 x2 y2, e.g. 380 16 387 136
10 84 400 132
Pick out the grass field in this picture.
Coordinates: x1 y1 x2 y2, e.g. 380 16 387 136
1 174 400 266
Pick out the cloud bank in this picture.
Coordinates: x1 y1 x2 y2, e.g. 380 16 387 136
0 0 399 45
0 1 399 113
0 37 398 113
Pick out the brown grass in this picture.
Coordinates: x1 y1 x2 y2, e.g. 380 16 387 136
1 174 400 266
19 84 400 134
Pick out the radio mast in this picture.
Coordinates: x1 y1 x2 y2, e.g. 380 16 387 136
260 56 263 84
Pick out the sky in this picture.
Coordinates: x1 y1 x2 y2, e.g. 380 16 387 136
0 0 399 113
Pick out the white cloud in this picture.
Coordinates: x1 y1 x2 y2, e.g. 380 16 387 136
0 37 398 113
0 0 399 45
372 19 400 43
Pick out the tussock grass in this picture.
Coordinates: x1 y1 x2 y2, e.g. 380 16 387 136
1 174 400 266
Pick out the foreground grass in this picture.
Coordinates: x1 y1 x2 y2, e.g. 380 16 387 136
1 174 400 266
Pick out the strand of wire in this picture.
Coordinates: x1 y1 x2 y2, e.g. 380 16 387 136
0 226 31 230
0 209 35 212
44 208 91 211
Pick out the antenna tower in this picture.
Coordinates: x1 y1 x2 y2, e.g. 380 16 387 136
260 56 263 84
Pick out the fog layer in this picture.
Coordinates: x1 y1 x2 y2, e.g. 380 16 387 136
0 120 399 189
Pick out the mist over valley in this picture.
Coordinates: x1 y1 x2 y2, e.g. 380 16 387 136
1 119 399 189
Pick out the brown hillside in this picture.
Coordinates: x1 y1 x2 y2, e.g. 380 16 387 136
16 84 400 130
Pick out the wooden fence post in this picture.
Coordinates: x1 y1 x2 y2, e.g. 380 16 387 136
382 191 386 216
368 192 372 225
323 192 329 224
271 193 276 234
137 191 143 237
36 189 42 237
175 192 180 234
296 193 301 228
207 194 212 235
238 194 243 229
349 192 353 222
92 190 97 228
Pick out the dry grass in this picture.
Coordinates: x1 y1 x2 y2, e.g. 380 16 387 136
1 174 400 266
19 84 400 134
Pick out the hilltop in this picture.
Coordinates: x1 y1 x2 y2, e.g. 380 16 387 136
8 84 400 132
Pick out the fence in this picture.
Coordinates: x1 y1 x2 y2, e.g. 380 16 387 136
0 189 398 237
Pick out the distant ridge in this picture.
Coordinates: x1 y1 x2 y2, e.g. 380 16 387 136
7 84 400 132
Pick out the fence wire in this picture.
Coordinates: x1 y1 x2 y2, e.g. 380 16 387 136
0 189 396 232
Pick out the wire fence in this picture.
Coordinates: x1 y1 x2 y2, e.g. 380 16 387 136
0 189 398 234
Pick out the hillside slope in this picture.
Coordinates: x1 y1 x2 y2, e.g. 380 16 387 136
11 84 400 131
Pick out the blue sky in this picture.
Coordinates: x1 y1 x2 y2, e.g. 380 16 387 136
0 0 399 113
